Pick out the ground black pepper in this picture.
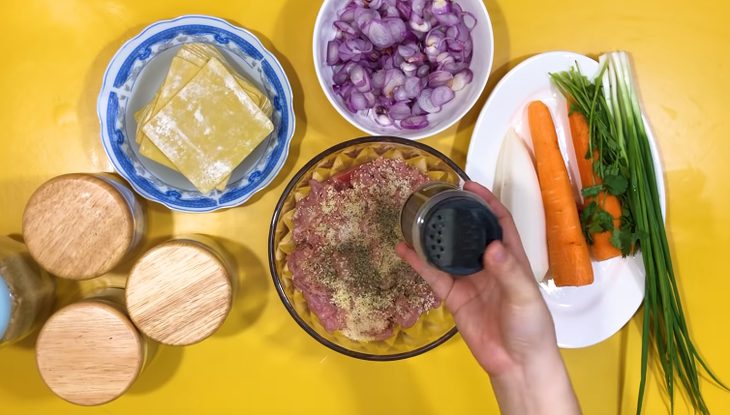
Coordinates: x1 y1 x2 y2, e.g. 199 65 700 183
290 157 439 341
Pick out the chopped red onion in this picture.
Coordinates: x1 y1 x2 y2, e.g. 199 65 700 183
397 43 417 58
401 115 429 129
327 40 340 65
377 94 394 107
383 68 406 96
334 20 357 36
427 70 453 87
365 20 394 48
406 51 426 65
346 37 373 54
411 100 426 116
348 91 369 111
383 17 408 42
350 65 372 92
431 0 452 15
434 13 459 26
388 101 412 120
327 0 475 130
340 3 357 21
338 41 358 61
408 14 429 33
446 38 464 51
393 86 407 101
333 67 349 84
400 62 417 76
440 60 467 74
451 69 473 91
396 1 411 18
342 61 357 74
436 51 454 66
430 85 455 106
375 112 393 126
364 91 377 107
389 5 403 16
392 52 405 67
403 76 422 98
463 11 477 30
367 0 384 9
424 28 445 56
411 0 426 14
417 88 441 113
354 7 378 26
372 69 386 88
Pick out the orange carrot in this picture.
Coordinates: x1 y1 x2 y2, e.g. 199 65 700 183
528 101 593 286
568 110 622 261
568 108 596 190
590 194 622 259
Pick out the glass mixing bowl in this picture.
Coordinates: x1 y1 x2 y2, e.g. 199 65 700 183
268 136 468 360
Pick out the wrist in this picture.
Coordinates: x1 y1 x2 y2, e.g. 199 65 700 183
490 349 580 415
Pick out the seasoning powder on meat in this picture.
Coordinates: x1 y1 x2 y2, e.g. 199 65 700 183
289 158 439 341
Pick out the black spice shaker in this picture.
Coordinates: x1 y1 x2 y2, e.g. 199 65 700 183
400 182 503 276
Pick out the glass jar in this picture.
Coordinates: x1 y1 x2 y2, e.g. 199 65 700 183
0 236 55 346
125 235 236 346
35 287 151 406
23 173 145 280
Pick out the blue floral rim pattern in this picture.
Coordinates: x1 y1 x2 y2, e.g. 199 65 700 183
97 15 295 212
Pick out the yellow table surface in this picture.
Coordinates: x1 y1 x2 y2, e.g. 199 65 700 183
1 0 728 413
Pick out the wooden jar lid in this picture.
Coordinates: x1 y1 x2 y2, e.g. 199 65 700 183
126 239 233 346
36 301 144 406
23 174 136 280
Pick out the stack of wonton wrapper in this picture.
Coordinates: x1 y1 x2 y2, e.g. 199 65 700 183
135 43 274 194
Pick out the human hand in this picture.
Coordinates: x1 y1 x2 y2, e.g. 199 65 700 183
396 181 580 414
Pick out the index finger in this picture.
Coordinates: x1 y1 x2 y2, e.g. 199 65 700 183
463 181 530 265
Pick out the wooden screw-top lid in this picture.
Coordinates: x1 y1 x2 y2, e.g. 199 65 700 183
126 239 233 346
23 174 136 280
36 301 144 406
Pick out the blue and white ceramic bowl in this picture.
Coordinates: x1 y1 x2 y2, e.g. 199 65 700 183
98 15 296 212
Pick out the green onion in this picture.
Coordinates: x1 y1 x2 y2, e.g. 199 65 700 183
551 63 636 255
551 51 726 414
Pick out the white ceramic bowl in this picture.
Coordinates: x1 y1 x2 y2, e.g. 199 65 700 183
98 15 296 213
313 0 493 140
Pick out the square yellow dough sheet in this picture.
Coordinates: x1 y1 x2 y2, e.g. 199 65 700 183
142 57 274 194
136 43 272 147
135 44 272 191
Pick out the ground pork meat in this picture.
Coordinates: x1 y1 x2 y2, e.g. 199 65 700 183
287 157 440 341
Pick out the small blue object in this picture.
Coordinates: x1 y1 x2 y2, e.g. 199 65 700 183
97 15 296 213
0 276 11 340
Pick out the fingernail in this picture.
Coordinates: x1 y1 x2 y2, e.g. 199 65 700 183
489 242 507 264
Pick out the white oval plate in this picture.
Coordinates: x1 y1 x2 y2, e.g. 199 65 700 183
465 51 665 348
98 15 296 212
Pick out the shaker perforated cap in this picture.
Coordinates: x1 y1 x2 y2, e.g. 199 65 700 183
419 192 502 276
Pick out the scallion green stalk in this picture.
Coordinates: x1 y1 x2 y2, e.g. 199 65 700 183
552 51 726 414
604 50 724 415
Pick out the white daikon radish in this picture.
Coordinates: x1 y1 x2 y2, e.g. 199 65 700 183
493 129 549 282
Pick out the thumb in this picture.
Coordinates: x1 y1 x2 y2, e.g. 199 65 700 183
483 241 540 304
